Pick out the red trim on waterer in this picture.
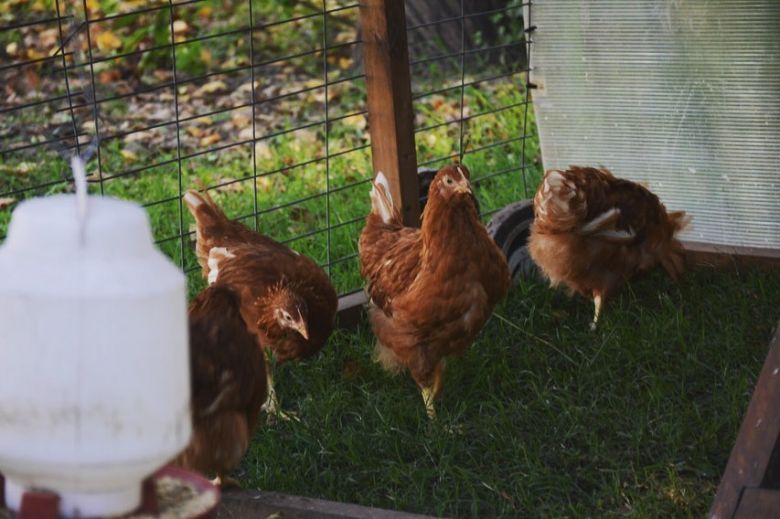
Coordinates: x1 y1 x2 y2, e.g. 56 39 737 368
19 489 60 519
1 466 219 518
141 474 159 514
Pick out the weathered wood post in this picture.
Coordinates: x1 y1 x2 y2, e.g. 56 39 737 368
359 0 420 227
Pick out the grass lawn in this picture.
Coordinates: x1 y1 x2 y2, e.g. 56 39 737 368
242 265 780 518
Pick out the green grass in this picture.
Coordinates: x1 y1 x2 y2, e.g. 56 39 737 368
240 266 780 518
0 76 539 299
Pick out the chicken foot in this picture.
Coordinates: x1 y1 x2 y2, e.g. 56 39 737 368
262 354 299 422
212 474 242 489
590 292 604 331
419 360 445 419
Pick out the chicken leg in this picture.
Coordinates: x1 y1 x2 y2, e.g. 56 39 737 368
419 360 445 419
590 292 604 331
262 351 298 422
212 474 242 489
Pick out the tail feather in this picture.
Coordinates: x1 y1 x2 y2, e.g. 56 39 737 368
184 189 228 227
668 210 691 234
184 189 232 277
369 172 399 225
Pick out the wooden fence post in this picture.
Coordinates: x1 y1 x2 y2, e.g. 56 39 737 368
359 0 421 227
709 325 780 519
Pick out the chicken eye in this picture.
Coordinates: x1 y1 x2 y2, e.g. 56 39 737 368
445 176 454 185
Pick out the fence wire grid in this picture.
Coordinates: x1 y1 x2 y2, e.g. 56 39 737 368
0 0 539 298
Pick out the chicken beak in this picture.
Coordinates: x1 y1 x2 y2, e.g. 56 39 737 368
454 178 472 194
295 320 309 341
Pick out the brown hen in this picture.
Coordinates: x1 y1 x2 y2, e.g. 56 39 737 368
184 190 338 418
176 284 267 488
359 165 510 418
528 166 690 329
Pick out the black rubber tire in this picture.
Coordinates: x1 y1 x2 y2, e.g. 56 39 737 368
487 200 538 282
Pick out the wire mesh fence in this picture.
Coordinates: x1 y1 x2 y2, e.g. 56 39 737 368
0 0 539 299
404 0 537 217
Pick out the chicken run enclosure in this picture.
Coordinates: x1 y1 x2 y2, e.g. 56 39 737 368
2 0 780 517
0 0 538 301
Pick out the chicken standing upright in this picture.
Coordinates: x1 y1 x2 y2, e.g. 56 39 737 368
184 190 338 418
528 166 690 329
359 164 511 418
176 283 267 487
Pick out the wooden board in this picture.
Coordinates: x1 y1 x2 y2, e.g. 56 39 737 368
216 490 436 519
359 0 421 227
683 241 780 271
709 325 780 519
732 488 780 519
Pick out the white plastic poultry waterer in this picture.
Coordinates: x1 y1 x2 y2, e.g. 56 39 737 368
0 156 191 517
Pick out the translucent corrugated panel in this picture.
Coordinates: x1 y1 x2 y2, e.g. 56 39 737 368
529 1 780 249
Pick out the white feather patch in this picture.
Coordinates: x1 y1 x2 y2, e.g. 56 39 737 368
183 190 204 208
370 171 394 224
544 170 565 189
207 247 235 285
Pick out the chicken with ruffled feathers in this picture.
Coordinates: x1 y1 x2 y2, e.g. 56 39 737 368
359 164 510 418
529 165 690 329
175 284 267 488
184 190 337 418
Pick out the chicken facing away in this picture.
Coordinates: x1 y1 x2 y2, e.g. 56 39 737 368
175 284 267 488
359 165 511 418
528 166 690 329
184 190 338 418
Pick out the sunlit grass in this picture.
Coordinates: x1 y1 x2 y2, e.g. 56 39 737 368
242 266 780 518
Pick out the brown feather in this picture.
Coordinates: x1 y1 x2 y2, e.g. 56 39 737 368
216 245 338 362
359 164 511 396
175 284 267 479
183 189 338 364
183 189 293 279
529 165 690 312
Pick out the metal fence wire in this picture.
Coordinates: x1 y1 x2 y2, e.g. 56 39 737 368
0 0 538 298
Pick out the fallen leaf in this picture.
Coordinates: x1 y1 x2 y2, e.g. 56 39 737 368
120 149 138 162
254 141 273 160
338 56 353 70
39 28 58 48
199 134 221 146
5 42 18 56
96 31 122 52
231 113 251 129
238 127 254 141
193 80 227 97
214 178 246 193
186 126 204 138
26 48 43 60
257 176 273 193
0 197 16 210
342 114 366 130
0 161 35 176
98 69 122 84
172 20 189 34
199 48 212 66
